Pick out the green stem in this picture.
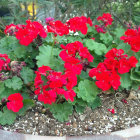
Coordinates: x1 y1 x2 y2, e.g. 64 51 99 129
50 35 56 57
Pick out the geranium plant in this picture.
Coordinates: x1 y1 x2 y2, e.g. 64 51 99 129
0 13 140 123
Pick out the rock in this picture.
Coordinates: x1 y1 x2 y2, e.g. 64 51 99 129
85 126 92 131
127 90 138 100
60 132 63 136
80 114 86 121
35 112 39 116
73 122 77 128
41 108 46 114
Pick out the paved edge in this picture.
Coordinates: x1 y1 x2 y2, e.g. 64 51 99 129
111 125 140 138
0 125 140 140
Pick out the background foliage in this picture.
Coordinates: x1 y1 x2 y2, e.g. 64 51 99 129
0 0 140 30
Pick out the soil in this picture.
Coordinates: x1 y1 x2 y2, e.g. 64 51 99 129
1 90 140 136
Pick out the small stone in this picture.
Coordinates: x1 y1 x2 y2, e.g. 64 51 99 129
127 90 137 100
85 126 92 131
55 129 59 135
35 112 38 116
138 118 140 121
138 93 140 99
60 132 63 136
80 114 86 121
73 122 77 128
42 108 46 114
35 117 38 120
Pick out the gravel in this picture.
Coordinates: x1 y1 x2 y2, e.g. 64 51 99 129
1 90 140 136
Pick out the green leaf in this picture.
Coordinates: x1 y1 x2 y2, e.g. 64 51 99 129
0 82 5 94
100 32 113 44
14 45 26 58
120 73 131 89
131 81 140 90
88 96 101 110
67 36 82 43
117 43 131 53
20 67 35 84
4 76 23 90
75 104 85 113
130 68 140 82
0 36 27 60
49 102 73 122
56 35 67 43
0 36 17 59
17 99 35 116
115 27 125 38
45 33 54 43
0 88 18 100
114 28 125 44
76 80 99 103
84 39 107 55
0 107 16 125
36 45 60 68
79 71 89 80
89 54 103 67
74 97 87 113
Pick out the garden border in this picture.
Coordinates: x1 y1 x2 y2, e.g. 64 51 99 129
0 125 140 140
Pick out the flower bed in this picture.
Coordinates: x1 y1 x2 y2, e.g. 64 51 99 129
0 13 140 134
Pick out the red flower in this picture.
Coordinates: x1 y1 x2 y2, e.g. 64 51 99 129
108 108 115 114
64 63 83 75
38 65 51 76
7 93 23 112
59 50 81 64
64 89 76 102
120 27 140 52
47 20 69 36
122 99 128 104
66 16 93 35
34 65 77 104
95 25 106 33
89 48 137 91
105 48 125 59
15 20 47 46
0 54 11 71
97 13 113 27
38 89 57 104
4 24 18 35
91 37 95 40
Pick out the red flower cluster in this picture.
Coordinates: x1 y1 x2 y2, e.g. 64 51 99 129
60 41 93 89
97 13 113 27
47 20 69 36
34 65 76 104
7 93 23 112
66 16 93 35
59 41 94 64
95 13 113 33
0 54 10 72
89 48 138 91
120 27 140 52
4 20 47 46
